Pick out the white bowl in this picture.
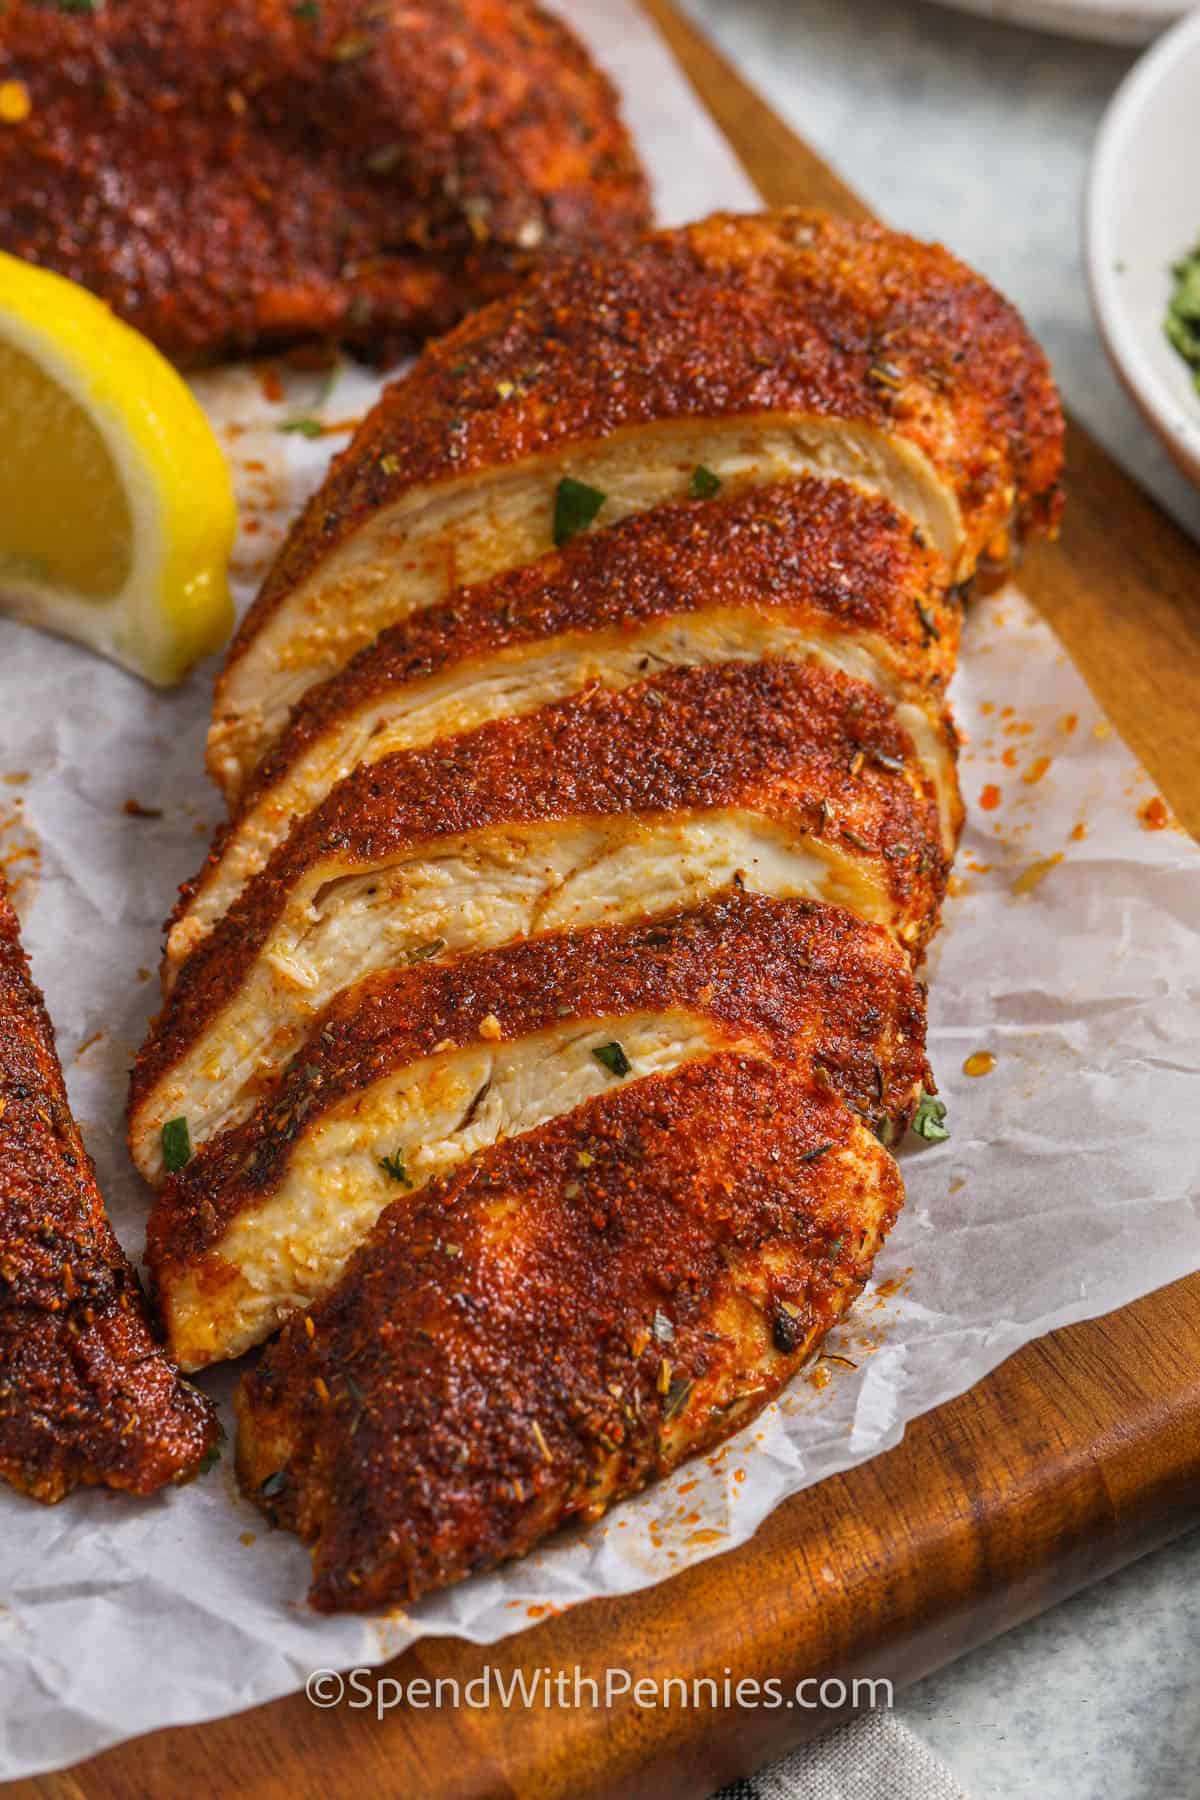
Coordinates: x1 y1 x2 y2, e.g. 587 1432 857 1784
935 0 1187 48
1086 7 1200 487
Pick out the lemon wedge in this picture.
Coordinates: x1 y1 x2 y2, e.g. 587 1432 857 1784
0 252 237 687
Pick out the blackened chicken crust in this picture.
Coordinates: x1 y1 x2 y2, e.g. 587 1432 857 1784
0 0 649 363
236 1055 903 1611
145 891 927 1293
224 205 1062 683
0 879 216 1503
173 476 958 951
131 656 947 1138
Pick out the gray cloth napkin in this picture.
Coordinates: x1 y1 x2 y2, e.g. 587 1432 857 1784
715 1712 971 1800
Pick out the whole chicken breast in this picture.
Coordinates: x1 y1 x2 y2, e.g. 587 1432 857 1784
0 0 649 364
0 878 215 1502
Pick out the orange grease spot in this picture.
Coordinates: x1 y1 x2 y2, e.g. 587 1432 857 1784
1012 853 1063 896
980 784 1002 811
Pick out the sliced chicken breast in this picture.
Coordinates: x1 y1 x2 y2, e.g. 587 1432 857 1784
169 477 960 975
209 209 1063 795
0 878 215 1502
146 893 928 1367
236 1054 903 1611
123 204 1066 1610
130 659 946 1180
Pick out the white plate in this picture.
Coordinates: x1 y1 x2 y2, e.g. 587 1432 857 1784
1086 8 1200 486
932 0 1189 45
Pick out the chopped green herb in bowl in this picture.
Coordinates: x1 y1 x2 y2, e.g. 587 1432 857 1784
1166 242 1200 394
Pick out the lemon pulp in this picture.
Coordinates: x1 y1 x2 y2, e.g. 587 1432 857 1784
0 338 133 599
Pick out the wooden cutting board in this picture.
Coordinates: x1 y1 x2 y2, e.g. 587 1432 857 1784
13 7 1200 1797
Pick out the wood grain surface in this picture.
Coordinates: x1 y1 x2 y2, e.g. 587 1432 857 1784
10 6 1200 1796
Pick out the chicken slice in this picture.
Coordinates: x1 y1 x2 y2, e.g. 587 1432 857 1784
130 659 946 1180
210 209 1063 795
146 892 927 1367
236 1054 903 1611
168 477 960 976
0 0 648 363
0 878 215 1502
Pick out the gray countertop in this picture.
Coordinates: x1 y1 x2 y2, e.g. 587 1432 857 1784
677 3 1200 1796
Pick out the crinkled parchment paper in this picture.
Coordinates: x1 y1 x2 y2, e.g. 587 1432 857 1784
1 0 1198 1778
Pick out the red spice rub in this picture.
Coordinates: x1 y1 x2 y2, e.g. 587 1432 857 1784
236 1054 903 1610
0 0 648 362
0 878 215 1502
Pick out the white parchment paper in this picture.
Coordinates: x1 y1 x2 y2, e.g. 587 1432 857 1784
0 0 1198 1778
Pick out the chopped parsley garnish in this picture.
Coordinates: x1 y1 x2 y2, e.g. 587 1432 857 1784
366 142 403 174
278 417 324 438
161 1117 192 1173
260 1470 287 1500
379 1150 412 1184
592 1041 631 1078
663 1374 693 1419
868 359 903 390
772 1303 804 1354
914 599 941 643
292 0 320 15
870 748 906 774
1166 243 1200 394
332 32 374 60
56 0 102 12
689 464 722 500
553 476 606 547
197 1442 222 1476
910 1090 949 1143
